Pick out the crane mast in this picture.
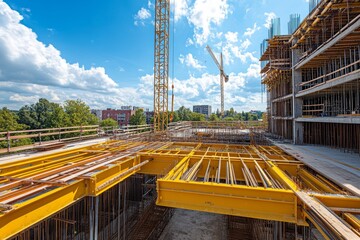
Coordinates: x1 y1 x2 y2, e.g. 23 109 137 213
206 45 229 117
154 0 170 131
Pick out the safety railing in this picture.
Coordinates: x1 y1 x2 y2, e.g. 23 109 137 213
0 124 153 154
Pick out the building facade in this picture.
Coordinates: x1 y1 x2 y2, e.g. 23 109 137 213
260 0 360 153
193 105 212 118
100 108 135 127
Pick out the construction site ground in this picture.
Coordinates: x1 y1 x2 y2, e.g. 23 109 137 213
274 141 360 196
159 209 227 240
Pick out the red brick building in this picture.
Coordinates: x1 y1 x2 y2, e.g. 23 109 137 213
101 108 135 127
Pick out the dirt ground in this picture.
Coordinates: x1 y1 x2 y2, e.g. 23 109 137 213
159 209 227 240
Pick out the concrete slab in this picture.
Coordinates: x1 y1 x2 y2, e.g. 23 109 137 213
159 209 226 240
274 142 360 196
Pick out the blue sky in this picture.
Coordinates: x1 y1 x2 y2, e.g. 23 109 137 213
0 0 308 112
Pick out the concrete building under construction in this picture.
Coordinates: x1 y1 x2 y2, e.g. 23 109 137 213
260 0 360 153
0 1 359 240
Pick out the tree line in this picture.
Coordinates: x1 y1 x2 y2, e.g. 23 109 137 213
0 98 99 132
0 98 263 148
0 99 263 132
171 106 261 122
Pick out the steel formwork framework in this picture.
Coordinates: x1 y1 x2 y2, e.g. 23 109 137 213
0 140 359 239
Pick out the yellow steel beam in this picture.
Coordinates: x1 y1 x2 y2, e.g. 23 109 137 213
0 180 87 239
156 179 301 224
0 140 359 239
298 168 338 193
312 194 360 209
343 213 360 235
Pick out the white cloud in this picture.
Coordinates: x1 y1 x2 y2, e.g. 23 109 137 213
0 2 150 109
0 1 266 112
244 23 260 37
225 31 238 43
187 0 230 45
148 0 154 9
264 12 276 29
240 39 251 50
185 38 194 47
171 0 189 22
135 8 151 20
0 2 117 92
220 34 257 65
179 53 206 70
134 7 151 26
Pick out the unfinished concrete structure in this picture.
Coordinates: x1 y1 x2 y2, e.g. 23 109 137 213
261 0 360 153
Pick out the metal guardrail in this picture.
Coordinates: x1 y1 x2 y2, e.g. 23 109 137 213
0 124 153 154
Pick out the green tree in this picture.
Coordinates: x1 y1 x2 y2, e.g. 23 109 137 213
228 107 235 117
209 113 220 121
249 114 258 121
18 98 69 129
129 109 146 125
190 112 206 121
64 99 98 126
216 108 221 117
223 117 235 121
177 106 192 121
234 113 244 121
0 108 27 131
171 111 180 122
0 108 32 148
100 118 118 127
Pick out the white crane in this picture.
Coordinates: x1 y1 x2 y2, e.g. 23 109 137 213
206 45 229 117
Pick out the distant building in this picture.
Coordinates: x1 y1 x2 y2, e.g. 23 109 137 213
101 108 135 127
145 110 154 124
91 109 102 121
288 14 300 34
309 0 320 13
268 17 281 39
121 106 132 110
193 105 212 118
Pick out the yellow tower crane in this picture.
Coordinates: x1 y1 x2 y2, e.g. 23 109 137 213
206 45 229 117
153 0 170 131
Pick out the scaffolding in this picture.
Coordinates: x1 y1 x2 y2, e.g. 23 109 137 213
260 0 360 152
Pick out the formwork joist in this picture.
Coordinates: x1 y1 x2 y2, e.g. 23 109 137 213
0 140 359 239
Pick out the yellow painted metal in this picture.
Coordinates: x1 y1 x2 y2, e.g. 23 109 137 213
312 194 360 209
299 168 338 193
0 140 359 239
343 213 360 235
156 179 299 223
0 180 87 238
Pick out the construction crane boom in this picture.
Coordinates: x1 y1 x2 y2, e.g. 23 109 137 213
206 45 229 117
153 0 170 131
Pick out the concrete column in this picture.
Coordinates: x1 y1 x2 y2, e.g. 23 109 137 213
292 39 304 144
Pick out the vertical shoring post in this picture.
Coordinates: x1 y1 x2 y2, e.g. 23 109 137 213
94 196 99 240
117 183 121 240
123 180 127 240
89 197 94 240
153 0 170 132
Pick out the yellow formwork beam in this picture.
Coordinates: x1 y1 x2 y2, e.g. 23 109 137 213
0 140 359 239
156 179 301 224
0 180 87 239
